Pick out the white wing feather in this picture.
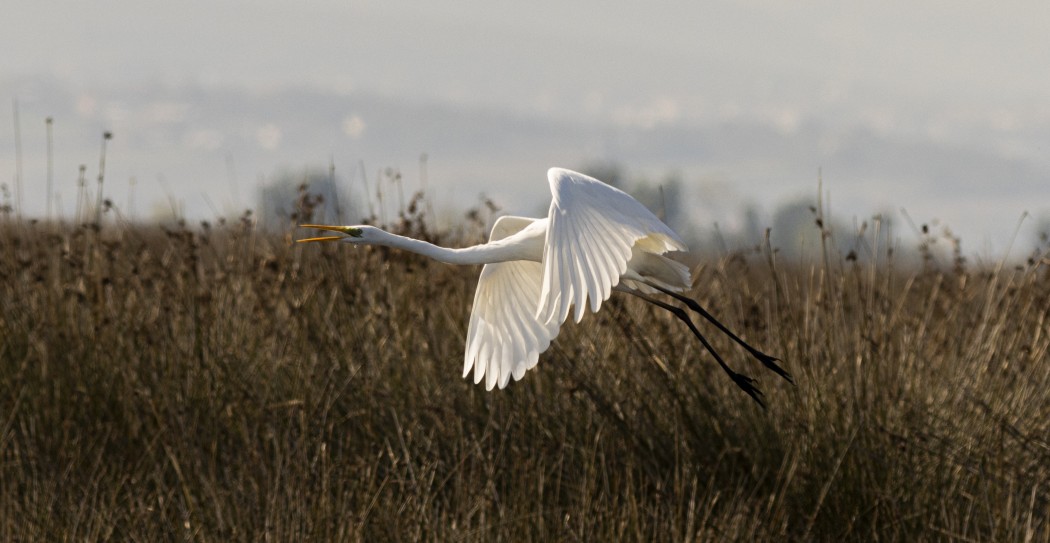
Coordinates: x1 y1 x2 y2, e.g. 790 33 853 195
464 216 560 390
463 169 689 390
464 259 559 390
537 167 687 326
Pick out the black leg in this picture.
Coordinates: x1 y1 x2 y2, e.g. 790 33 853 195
648 284 794 384
628 291 766 408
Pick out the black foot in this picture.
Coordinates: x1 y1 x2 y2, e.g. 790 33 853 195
754 352 794 385
730 371 766 409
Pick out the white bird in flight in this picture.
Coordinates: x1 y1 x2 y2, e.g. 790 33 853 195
300 167 791 405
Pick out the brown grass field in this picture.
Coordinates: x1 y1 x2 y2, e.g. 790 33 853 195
1 202 1048 541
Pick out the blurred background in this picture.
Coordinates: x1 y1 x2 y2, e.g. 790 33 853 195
2 0 1049 258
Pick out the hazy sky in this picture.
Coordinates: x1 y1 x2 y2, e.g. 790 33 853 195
2 1 1049 254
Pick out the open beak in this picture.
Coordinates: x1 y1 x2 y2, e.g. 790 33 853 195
298 224 353 243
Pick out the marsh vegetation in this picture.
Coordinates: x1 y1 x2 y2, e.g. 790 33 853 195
1 195 1048 541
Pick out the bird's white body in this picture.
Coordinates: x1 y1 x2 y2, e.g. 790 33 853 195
303 168 694 390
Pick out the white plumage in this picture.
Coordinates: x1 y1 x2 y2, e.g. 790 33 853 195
300 167 788 403
461 168 693 389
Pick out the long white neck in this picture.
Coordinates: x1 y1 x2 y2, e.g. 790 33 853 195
362 228 539 265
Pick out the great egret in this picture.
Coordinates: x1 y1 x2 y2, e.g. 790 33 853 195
300 167 791 405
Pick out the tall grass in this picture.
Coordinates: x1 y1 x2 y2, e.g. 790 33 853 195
0 200 1047 541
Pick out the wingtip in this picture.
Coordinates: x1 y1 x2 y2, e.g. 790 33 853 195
547 167 586 186
547 166 569 179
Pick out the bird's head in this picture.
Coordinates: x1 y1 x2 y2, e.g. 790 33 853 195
297 224 377 245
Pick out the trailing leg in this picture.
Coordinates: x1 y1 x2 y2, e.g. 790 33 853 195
648 284 793 384
625 290 765 408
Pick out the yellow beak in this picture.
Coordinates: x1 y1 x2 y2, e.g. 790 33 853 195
297 224 361 243
297 235 343 243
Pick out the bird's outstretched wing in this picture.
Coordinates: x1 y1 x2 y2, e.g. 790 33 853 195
464 216 559 390
465 259 560 390
537 167 687 326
